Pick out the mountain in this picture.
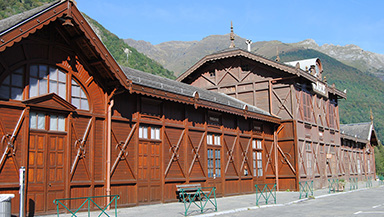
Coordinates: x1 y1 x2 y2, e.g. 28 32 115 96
125 35 250 75
294 39 384 80
124 35 304 75
125 36 384 82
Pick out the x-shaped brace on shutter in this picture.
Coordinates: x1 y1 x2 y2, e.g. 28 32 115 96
265 144 274 174
239 139 251 174
298 144 307 176
0 108 27 172
188 132 206 176
110 124 137 177
311 145 320 175
170 145 180 162
70 118 93 177
224 137 237 174
115 141 129 160
164 130 185 177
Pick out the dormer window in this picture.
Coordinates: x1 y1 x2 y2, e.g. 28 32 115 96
209 70 215 77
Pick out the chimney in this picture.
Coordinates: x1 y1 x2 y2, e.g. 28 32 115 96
245 39 252 52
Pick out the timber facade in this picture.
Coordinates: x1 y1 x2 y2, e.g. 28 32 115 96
177 48 378 190
0 1 285 215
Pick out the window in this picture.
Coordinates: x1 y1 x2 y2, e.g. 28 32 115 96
30 112 45 130
215 149 221 177
71 79 89 110
207 133 221 178
302 91 312 121
30 112 65 131
30 65 66 99
0 67 23 100
0 64 90 111
150 127 160 140
257 152 263 177
139 125 161 140
139 125 148 139
208 149 214 178
252 139 263 177
329 100 336 128
207 148 221 178
50 114 65 131
207 133 220 145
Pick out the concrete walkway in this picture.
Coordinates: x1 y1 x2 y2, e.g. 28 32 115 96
42 180 383 217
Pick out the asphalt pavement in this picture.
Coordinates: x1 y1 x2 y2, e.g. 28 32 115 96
42 180 384 217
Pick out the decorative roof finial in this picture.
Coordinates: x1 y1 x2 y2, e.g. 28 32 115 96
229 21 235 48
275 46 280 62
370 108 374 123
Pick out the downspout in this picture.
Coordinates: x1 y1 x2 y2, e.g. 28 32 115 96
106 98 114 207
274 126 279 191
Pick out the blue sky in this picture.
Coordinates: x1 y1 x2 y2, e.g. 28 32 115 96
77 0 384 54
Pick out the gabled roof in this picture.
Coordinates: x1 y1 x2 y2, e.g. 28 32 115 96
0 0 61 34
0 0 128 92
177 48 346 99
23 92 76 112
340 122 379 145
122 66 280 124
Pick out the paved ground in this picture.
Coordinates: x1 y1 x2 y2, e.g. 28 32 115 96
43 181 384 217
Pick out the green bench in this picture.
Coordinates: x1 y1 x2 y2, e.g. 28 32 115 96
176 183 217 216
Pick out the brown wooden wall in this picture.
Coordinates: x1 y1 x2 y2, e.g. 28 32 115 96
111 93 277 205
181 55 373 190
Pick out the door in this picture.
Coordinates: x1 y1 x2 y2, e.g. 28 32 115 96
138 141 161 204
27 133 66 214
46 135 65 210
207 147 222 195
206 133 222 196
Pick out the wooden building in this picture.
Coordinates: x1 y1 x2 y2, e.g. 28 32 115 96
340 121 379 180
177 44 377 189
0 1 284 215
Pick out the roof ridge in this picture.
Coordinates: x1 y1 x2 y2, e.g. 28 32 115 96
0 0 63 35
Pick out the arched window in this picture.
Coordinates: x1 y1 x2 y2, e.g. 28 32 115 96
71 79 89 110
0 67 24 100
0 64 90 111
29 64 66 99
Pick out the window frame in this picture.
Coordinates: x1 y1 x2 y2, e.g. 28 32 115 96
252 139 263 177
29 111 66 132
207 133 221 178
302 90 312 122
